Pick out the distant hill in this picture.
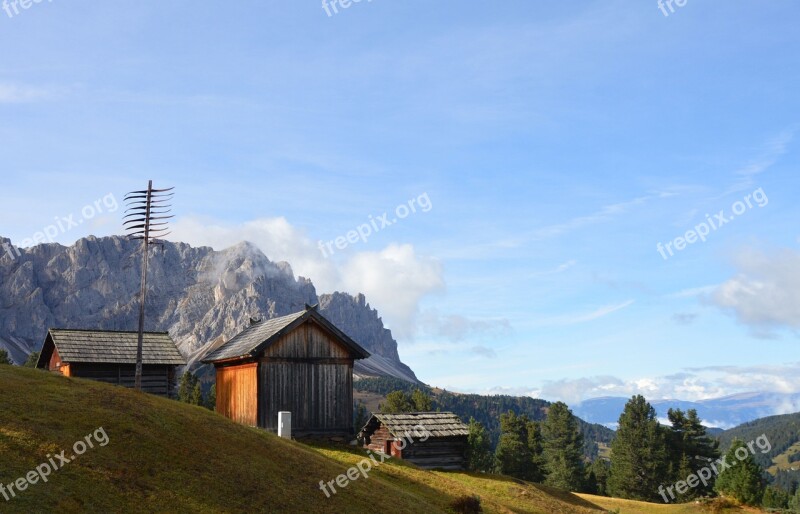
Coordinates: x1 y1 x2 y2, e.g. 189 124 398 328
0 365 628 513
717 411 800 493
0 235 416 382
574 392 800 429
354 377 616 460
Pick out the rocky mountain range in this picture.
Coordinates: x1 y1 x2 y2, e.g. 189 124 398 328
0 235 418 382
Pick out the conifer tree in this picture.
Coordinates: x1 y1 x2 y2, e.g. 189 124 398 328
0 348 13 365
495 410 536 479
715 439 764 506
381 390 414 413
527 419 546 482
191 380 203 405
411 389 433 411
542 402 585 491
205 384 216 410
24 351 40 367
666 408 719 499
466 418 494 472
607 395 669 501
178 370 198 403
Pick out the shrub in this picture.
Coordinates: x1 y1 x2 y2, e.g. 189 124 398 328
449 494 482 513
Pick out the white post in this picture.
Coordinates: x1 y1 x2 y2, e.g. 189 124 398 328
278 411 292 439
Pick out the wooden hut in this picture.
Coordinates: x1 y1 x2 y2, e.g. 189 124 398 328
35 329 185 397
202 305 370 438
358 412 470 470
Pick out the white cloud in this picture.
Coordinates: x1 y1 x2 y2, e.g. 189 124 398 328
712 249 800 331
528 362 800 405
340 244 444 338
171 216 444 339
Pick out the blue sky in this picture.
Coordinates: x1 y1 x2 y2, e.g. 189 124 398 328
2 1 800 406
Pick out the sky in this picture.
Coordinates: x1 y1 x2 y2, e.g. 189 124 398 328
1 1 799 406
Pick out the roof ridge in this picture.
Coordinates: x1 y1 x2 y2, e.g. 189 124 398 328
50 328 171 335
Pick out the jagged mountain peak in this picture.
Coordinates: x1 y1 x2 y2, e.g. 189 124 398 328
0 235 417 382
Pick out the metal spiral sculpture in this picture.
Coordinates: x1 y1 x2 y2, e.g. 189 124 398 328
123 181 174 391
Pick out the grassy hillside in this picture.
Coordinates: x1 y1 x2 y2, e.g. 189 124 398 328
0 366 759 513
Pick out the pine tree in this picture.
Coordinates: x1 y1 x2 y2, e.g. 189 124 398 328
586 459 610 496
666 408 720 499
24 351 40 367
714 439 764 506
381 390 414 413
0 348 13 365
542 402 585 492
205 384 216 411
762 486 790 510
191 381 203 406
411 389 433 411
526 420 546 482
178 371 197 403
466 418 494 472
495 410 534 479
790 485 800 511
607 395 669 501
353 400 368 430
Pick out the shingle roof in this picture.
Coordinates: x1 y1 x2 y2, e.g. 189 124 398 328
359 412 470 440
46 329 186 365
202 306 370 363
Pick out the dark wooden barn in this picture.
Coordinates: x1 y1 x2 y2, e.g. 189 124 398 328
35 329 185 397
358 412 470 470
202 305 370 438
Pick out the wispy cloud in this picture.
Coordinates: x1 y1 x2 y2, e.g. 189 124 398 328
0 82 56 103
526 191 676 241
529 299 635 327
665 285 718 299
719 128 796 196
672 312 698 325
418 309 511 342
528 259 577 278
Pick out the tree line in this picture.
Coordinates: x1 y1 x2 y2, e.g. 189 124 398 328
375 386 800 509
354 376 614 459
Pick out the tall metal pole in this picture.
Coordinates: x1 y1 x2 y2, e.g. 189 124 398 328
134 180 153 391
124 180 173 393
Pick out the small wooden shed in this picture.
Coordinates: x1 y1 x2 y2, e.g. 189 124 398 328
358 412 470 470
35 329 185 397
202 305 370 438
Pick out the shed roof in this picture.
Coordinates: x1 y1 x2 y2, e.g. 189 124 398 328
201 305 370 363
359 412 470 440
38 329 186 366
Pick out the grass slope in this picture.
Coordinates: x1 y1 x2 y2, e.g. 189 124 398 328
0 366 757 513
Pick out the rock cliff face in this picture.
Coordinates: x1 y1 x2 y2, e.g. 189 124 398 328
0 235 417 382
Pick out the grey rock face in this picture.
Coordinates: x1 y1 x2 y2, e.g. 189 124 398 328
0 235 417 382
318 292 418 382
